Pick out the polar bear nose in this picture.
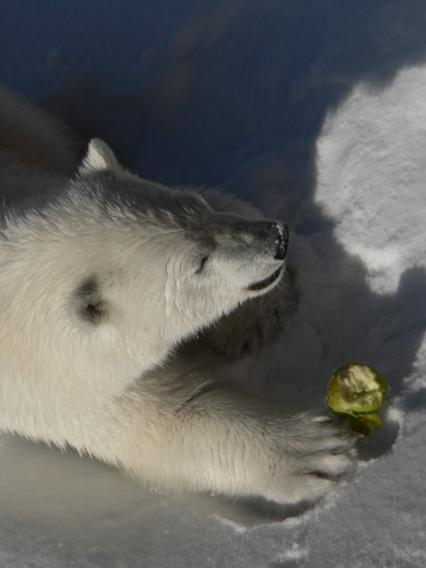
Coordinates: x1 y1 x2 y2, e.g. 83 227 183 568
217 215 289 259
273 222 289 260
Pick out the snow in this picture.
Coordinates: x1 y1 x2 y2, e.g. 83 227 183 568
1 1 426 566
317 67 426 295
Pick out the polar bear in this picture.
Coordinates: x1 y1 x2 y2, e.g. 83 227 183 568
0 89 355 505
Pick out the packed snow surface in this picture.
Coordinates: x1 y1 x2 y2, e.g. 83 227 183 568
1 1 426 566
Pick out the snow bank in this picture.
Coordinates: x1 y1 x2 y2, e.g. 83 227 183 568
1 1 426 566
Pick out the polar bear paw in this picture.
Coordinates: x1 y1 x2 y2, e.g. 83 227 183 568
258 413 357 504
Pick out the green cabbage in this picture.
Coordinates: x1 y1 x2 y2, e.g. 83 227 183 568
327 363 387 434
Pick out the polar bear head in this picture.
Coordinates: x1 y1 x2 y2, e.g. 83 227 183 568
0 139 288 394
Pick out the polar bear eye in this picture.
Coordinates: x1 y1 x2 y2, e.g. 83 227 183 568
195 255 209 275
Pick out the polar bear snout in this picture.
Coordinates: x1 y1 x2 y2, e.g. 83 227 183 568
252 220 288 260
272 222 289 260
244 220 289 260
244 220 289 262
207 218 289 296
217 217 289 260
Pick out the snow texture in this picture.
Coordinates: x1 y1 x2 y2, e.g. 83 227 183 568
1 1 426 566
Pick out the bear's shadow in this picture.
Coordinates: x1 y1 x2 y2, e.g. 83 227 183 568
6 0 426 524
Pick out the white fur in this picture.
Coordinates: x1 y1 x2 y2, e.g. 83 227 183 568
79 138 122 174
0 89 356 505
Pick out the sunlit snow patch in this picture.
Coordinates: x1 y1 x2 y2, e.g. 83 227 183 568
316 65 426 294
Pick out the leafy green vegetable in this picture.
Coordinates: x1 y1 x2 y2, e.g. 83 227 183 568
327 363 387 434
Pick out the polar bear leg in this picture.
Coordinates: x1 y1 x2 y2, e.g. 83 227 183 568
93 372 355 505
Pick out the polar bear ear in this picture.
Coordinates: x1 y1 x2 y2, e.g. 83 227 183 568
79 138 122 174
